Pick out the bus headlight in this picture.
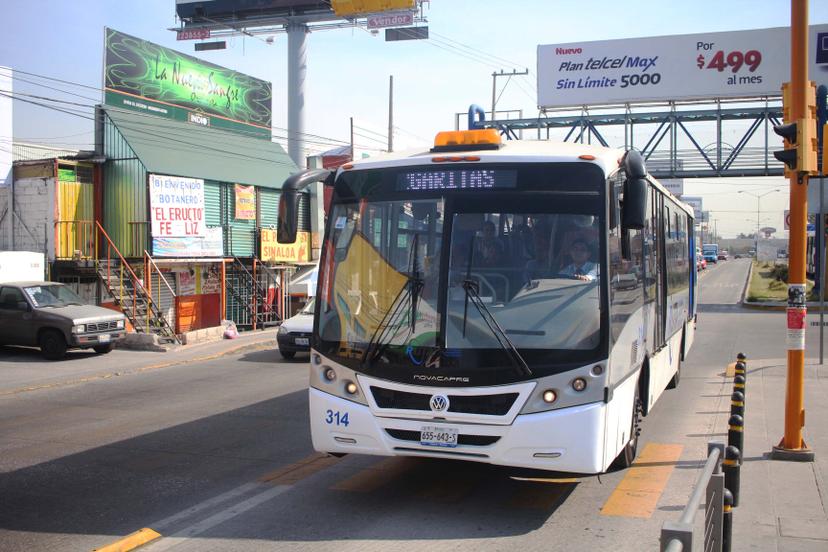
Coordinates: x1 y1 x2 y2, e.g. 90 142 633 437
309 355 368 406
542 389 558 404
572 378 587 392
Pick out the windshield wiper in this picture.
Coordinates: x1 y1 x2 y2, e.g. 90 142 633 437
361 233 423 368
458 235 531 377
461 279 532 377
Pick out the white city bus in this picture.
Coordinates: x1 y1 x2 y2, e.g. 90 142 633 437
277 126 696 474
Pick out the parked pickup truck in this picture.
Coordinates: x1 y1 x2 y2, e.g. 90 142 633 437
0 281 126 360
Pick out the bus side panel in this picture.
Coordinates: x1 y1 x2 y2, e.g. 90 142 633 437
683 318 695 361
603 365 640 470
648 330 683 410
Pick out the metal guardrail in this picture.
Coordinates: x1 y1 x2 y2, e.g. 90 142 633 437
661 442 725 551
661 353 747 551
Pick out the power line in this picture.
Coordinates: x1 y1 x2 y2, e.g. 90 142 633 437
7 68 367 148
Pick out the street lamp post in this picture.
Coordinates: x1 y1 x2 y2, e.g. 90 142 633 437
738 189 781 256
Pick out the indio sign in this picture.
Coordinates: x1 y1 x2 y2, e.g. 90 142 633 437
260 229 310 263
104 28 272 138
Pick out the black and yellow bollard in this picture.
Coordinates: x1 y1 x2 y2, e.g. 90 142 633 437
733 374 746 406
723 445 741 507
722 488 734 552
728 414 744 463
735 360 746 380
730 391 745 418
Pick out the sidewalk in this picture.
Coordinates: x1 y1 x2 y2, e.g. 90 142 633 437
733 358 828 550
0 328 279 396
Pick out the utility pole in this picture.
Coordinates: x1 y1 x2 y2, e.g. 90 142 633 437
491 69 529 120
350 117 354 161
772 0 815 462
388 75 394 153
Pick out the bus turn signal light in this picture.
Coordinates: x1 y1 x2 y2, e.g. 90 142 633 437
432 129 501 152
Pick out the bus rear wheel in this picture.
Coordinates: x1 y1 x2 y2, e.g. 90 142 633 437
612 384 641 470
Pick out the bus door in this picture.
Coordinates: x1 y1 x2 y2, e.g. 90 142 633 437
652 190 666 349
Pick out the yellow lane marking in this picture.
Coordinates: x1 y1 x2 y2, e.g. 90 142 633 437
509 481 578 510
258 452 341 485
331 457 416 493
93 528 161 551
600 443 684 518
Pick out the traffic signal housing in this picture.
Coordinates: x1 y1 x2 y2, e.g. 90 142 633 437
773 119 817 174
774 82 818 175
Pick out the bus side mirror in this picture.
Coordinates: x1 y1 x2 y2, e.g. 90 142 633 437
277 168 333 244
622 177 647 230
609 183 620 230
277 190 300 244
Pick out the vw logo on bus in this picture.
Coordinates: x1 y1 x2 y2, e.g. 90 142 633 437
429 394 449 412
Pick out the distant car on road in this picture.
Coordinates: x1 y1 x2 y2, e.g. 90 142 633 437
718 251 728 261
277 297 315 359
0 281 126 360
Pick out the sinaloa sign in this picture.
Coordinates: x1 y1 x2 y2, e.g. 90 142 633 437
537 25 828 108
149 174 205 237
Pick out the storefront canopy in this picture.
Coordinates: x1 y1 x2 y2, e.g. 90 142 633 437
104 107 298 188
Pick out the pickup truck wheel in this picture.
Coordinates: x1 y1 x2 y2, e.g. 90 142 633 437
93 344 114 354
39 330 67 360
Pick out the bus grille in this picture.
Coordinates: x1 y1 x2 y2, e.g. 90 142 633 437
370 387 519 416
385 429 500 447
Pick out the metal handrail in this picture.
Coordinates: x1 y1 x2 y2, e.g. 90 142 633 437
661 442 725 551
144 250 177 298
679 447 721 526
55 220 94 259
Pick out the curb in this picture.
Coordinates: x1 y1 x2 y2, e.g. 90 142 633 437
0 336 275 397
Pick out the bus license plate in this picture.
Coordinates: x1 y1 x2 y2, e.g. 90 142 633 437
420 426 458 448
295 338 309 346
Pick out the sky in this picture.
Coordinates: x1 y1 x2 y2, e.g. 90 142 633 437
1 0 827 238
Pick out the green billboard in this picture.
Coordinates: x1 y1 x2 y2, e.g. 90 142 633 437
104 28 272 138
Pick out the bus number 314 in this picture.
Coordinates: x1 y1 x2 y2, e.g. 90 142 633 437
325 410 350 427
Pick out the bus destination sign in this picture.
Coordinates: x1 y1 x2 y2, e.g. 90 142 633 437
397 169 517 192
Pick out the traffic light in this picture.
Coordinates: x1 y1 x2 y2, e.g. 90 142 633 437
773 82 818 175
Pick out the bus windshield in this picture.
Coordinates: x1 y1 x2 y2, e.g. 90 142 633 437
315 164 606 385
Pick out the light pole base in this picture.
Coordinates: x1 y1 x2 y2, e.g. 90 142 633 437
771 440 815 462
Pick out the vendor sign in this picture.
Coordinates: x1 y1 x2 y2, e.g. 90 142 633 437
149 174 205 238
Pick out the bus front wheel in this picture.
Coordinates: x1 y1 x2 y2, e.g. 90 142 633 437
612 384 641 470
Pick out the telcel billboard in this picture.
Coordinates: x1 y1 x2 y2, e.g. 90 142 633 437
537 25 828 108
104 28 272 138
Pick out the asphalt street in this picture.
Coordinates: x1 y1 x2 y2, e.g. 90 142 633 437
0 259 825 551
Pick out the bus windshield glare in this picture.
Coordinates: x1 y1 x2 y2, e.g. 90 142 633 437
315 164 607 386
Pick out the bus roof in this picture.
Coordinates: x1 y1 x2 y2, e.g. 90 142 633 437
339 139 693 217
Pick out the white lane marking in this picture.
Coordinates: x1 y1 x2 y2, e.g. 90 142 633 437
144 485 291 550
150 482 261 531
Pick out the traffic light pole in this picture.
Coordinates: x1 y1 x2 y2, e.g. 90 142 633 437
772 0 815 462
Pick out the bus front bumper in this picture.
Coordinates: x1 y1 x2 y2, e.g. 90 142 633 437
309 387 607 474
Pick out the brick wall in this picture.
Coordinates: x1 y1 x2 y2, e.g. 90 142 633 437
0 176 55 259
